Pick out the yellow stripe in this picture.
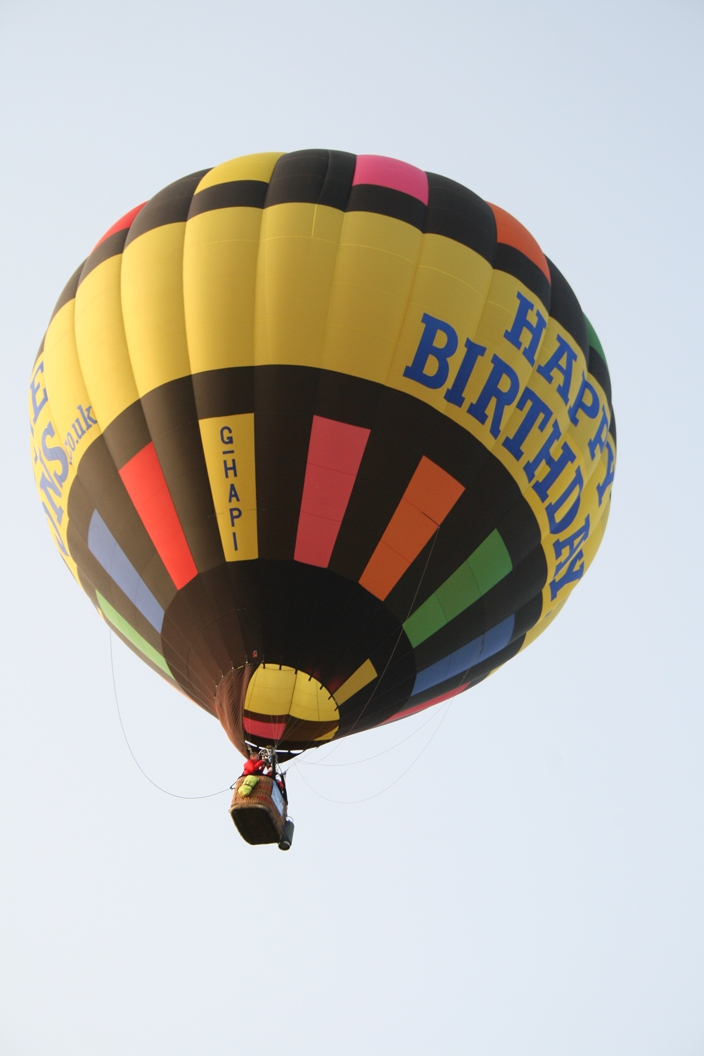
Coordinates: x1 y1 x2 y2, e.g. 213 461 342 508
198 413 258 561
121 223 191 396
183 207 263 373
74 255 139 428
194 151 284 192
334 659 377 705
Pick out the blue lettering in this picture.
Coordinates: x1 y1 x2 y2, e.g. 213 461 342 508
232 532 238 552
523 420 576 500
443 337 486 408
30 362 48 424
503 292 547 365
41 423 69 486
229 507 242 525
536 335 577 404
403 313 458 389
596 440 615 505
39 472 63 525
545 467 584 534
589 408 610 461
549 550 585 599
220 425 234 446
502 387 552 461
467 354 520 438
553 515 590 576
228 482 240 502
223 458 238 478
568 373 600 426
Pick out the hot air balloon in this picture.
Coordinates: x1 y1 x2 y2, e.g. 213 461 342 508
29 150 615 846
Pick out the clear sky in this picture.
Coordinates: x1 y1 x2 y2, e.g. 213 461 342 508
1 2 703 1054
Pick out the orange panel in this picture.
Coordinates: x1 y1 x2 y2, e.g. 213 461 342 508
381 501 437 563
489 203 550 281
359 457 465 600
359 542 410 601
404 456 465 522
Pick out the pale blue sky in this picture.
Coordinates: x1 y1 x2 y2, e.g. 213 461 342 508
1 2 703 1054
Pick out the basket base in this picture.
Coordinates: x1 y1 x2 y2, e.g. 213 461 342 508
232 804 282 845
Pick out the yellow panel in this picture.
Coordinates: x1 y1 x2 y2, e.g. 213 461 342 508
199 413 258 561
254 202 343 369
321 212 422 382
194 151 284 192
246 665 297 715
74 255 139 428
121 223 191 397
29 300 92 579
243 665 339 725
334 659 377 705
289 671 339 723
183 207 263 373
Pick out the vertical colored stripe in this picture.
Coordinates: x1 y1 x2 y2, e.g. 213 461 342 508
294 416 370 568
199 413 258 561
88 510 164 631
119 442 198 590
333 659 377 705
403 529 512 647
412 615 515 695
359 457 464 601
96 591 172 677
352 155 429 204
489 203 550 280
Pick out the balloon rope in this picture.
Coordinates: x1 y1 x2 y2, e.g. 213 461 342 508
294 699 452 804
297 700 452 769
109 630 232 800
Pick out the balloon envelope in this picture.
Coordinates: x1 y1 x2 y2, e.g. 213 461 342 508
29 149 615 755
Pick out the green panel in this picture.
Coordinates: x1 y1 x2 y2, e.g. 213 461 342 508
403 529 513 648
97 591 173 677
403 593 447 648
435 560 481 622
584 314 607 364
468 530 512 594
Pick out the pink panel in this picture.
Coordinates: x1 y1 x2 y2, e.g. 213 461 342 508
294 416 370 568
380 683 470 725
243 716 288 740
352 155 429 205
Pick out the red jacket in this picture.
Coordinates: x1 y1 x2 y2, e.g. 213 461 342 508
243 758 264 776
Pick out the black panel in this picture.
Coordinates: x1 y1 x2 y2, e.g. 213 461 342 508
124 170 210 245
347 184 426 230
139 376 223 572
265 150 356 211
546 258 588 355
102 399 152 469
188 180 268 217
495 244 551 309
79 229 128 285
49 261 84 321
425 172 496 262
587 345 613 412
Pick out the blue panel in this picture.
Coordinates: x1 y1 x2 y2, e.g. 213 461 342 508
88 510 164 632
412 615 515 695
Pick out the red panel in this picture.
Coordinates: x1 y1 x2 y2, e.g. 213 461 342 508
243 716 288 740
294 416 370 568
92 203 147 251
381 683 469 724
119 442 198 590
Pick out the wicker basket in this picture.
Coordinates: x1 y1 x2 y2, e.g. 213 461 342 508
230 775 287 845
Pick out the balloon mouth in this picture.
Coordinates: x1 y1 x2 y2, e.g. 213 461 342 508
242 664 340 746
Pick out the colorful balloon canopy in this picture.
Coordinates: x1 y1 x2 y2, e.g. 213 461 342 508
29 149 615 755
